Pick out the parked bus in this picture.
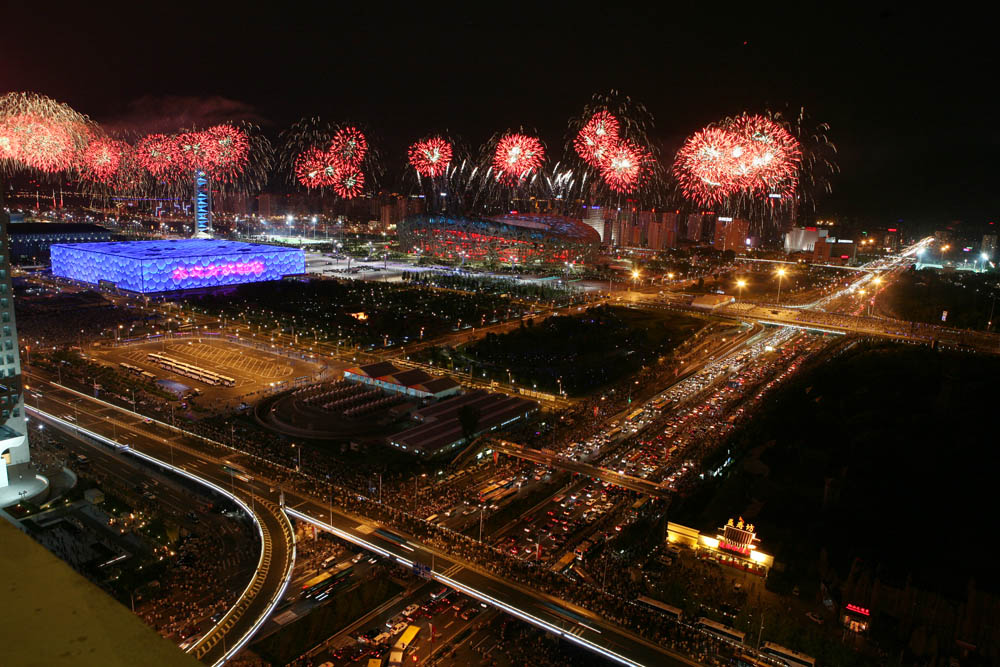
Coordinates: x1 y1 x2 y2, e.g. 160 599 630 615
393 624 420 651
626 408 644 422
424 514 439 523
696 617 745 644
638 595 682 622
760 641 816 667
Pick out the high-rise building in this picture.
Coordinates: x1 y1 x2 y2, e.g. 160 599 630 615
1 199 45 506
982 234 997 259
713 217 750 252
686 214 703 242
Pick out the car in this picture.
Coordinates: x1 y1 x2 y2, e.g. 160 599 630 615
142 417 153 424
460 607 480 620
402 604 420 618
389 621 407 635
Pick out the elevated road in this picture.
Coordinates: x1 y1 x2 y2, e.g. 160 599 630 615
25 378 296 667
491 439 672 498
24 370 691 667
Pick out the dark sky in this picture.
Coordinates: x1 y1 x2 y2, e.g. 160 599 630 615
2 5 996 229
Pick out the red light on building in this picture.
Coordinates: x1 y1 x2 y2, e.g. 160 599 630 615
846 603 870 616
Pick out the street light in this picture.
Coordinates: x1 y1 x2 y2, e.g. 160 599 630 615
736 279 747 301
775 268 787 304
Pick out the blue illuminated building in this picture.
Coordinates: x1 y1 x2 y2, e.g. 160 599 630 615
50 239 305 294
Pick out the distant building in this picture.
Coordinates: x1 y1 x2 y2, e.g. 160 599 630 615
885 227 901 252
784 226 828 253
581 206 609 243
5 222 112 264
713 217 750 252
813 236 857 264
982 234 997 259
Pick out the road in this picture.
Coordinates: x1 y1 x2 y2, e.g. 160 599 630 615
24 370 693 667
26 379 296 667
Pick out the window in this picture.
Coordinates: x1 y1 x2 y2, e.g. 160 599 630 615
2 326 9 337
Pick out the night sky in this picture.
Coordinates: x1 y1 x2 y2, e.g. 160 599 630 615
2 5 996 229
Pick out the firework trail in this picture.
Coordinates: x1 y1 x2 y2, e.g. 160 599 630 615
0 92 94 176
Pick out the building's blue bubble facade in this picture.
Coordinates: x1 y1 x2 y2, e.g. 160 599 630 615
50 239 305 293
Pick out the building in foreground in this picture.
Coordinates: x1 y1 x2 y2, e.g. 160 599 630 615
344 362 462 400
389 389 539 457
1 208 47 505
667 518 774 576
397 213 601 266
50 239 305 294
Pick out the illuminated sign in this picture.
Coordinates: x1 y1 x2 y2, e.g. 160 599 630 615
171 261 264 281
846 603 870 616
887 228 897 232
719 541 751 556
718 216 733 222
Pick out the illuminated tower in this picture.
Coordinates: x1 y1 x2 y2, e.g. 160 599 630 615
193 170 213 238
0 190 46 506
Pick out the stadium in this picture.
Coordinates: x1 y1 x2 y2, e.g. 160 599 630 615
49 239 305 294
397 213 601 266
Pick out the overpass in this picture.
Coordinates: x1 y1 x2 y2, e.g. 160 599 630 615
25 377 296 667
491 439 672 498
24 371 693 667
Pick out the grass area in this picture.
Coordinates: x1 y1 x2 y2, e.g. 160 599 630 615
181 277 523 348
254 576 402 665
449 305 701 395
878 267 998 329
671 341 1000 663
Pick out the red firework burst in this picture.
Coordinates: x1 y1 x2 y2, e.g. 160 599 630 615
81 138 128 183
674 116 801 205
0 113 78 173
408 136 453 178
493 133 545 183
332 168 365 199
727 114 800 196
136 133 182 179
199 124 250 181
328 126 367 169
294 147 339 189
599 138 653 193
673 126 744 205
573 111 620 167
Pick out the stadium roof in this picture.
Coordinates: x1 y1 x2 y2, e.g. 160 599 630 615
49 239 299 259
7 222 111 235
400 213 601 244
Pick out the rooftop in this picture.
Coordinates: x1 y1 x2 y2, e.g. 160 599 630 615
49 239 300 259
7 222 112 235
0 516 199 667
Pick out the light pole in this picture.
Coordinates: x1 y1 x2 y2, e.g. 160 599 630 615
775 268 787 304
736 279 746 301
